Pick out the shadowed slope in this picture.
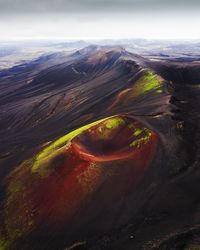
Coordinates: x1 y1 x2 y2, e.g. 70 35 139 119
0 45 199 250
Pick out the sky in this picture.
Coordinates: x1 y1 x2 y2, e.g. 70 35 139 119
0 0 200 40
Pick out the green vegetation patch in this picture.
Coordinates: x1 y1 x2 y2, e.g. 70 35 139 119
104 117 125 129
130 128 152 148
133 128 143 137
32 116 122 176
133 70 163 95
0 240 5 250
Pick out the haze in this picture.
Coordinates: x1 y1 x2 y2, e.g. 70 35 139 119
0 0 200 40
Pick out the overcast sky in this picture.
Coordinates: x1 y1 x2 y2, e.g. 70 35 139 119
0 0 200 40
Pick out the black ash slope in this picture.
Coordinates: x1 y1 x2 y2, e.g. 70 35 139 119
0 46 200 249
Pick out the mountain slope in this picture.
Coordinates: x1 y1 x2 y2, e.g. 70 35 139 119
0 46 200 250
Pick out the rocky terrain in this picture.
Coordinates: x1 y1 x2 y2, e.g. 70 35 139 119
0 45 200 250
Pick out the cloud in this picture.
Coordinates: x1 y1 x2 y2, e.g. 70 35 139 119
0 0 200 40
1 0 200 14
0 9 200 40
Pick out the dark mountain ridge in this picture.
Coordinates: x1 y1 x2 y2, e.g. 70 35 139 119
0 46 200 250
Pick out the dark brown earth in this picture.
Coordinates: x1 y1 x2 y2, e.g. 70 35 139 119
0 45 200 250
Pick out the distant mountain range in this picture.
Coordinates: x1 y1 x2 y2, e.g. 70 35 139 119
1 39 200 70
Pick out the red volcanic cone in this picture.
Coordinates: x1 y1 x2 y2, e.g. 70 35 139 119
3 116 158 247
